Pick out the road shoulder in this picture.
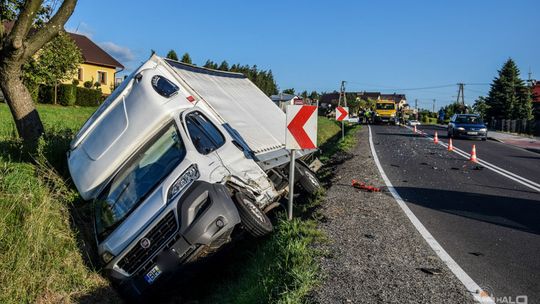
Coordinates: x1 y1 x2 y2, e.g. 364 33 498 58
310 126 474 303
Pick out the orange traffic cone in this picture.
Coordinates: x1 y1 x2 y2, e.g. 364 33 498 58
434 131 439 144
448 138 454 151
414 125 417 133
470 144 478 163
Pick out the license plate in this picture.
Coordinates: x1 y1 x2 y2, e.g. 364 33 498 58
467 132 478 135
144 265 162 284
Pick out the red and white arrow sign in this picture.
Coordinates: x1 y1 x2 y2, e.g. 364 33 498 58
286 105 318 149
336 106 349 121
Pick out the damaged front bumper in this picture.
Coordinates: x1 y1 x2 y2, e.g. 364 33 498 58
104 181 240 298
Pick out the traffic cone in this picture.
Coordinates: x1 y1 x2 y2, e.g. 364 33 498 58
448 138 454 151
414 125 417 133
470 144 478 163
434 131 439 144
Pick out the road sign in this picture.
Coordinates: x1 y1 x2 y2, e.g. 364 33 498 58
286 105 318 149
336 106 349 121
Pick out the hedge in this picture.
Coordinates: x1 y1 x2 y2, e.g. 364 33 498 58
37 84 102 106
75 87 102 106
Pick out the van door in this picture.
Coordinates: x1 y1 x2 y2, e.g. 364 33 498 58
182 109 273 193
181 109 229 183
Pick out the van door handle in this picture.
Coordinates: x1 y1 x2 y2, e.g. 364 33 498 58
231 140 244 151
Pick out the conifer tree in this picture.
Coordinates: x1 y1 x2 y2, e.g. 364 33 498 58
486 59 532 120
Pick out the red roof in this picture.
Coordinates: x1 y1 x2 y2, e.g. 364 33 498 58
68 32 124 69
2 21 123 69
532 83 540 103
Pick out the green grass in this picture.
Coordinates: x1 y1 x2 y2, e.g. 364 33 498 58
0 103 119 303
0 103 96 137
0 107 358 303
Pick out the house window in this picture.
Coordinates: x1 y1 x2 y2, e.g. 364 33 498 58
78 68 83 81
98 71 107 85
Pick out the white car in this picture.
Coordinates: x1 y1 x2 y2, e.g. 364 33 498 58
407 120 421 126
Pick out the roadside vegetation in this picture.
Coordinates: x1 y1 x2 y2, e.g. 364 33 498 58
0 103 359 303
198 119 361 304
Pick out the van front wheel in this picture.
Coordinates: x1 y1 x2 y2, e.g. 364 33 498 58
233 192 273 237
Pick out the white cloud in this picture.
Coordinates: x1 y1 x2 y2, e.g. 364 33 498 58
67 22 94 38
99 41 136 63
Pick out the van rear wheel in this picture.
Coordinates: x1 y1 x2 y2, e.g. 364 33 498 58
296 162 322 195
233 192 273 237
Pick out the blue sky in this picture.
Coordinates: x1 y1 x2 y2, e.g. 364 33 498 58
65 0 539 110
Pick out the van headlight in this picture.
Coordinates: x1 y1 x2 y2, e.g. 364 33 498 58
168 164 199 202
101 251 115 264
480 128 487 132
457 127 465 131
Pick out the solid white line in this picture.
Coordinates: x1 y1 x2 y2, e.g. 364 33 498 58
405 125 540 193
368 125 493 304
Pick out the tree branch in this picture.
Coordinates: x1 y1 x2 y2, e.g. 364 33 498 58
6 0 44 50
23 0 77 60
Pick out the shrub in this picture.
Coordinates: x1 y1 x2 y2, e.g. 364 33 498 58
76 87 102 106
58 84 76 106
72 79 79 86
38 85 54 104
83 80 93 88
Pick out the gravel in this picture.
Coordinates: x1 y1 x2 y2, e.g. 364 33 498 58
310 127 475 304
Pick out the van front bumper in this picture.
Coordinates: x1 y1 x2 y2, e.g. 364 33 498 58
106 181 240 298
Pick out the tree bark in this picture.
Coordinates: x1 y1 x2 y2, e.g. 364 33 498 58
0 63 44 143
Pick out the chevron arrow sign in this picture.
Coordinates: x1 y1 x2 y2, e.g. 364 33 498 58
286 105 318 149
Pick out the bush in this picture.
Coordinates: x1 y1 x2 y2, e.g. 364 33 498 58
72 79 79 86
58 84 76 106
83 80 93 88
38 85 54 104
76 87 102 106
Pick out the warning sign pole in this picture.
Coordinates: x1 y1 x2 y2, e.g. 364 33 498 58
285 104 318 220
287 149 296 220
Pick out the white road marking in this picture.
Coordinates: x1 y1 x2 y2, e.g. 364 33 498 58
406 125 540 193
368 125 493 304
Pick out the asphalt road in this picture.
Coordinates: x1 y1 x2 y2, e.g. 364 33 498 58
370 124 540 303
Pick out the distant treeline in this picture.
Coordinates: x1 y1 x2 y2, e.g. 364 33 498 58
165 50 278 96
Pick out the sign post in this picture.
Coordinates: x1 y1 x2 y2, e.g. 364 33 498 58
285 105 318 220
336 106 349 139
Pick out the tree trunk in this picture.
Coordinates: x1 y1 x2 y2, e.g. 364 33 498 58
0 64 44 143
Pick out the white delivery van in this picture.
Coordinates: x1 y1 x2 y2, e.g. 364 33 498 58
67 55 320 297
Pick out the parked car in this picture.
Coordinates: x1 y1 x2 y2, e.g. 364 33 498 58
407 120 421 126
67 55 321 299
447 114 487 140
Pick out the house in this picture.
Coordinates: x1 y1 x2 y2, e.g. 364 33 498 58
270 93 302 112
532 81 540 119
319 91 407 109
67 33 124 95
2 21 124 95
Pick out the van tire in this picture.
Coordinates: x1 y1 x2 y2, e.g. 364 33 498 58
233 192 273 237
296 162 322 195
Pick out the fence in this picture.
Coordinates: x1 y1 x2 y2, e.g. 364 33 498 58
489 118 540 136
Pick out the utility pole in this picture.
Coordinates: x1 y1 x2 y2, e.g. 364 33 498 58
414 99 418 120
456 83 465 113
432 99 436 113
338 80 347 139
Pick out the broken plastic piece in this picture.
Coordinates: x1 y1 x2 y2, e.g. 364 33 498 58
418 267 442 275
352 179 381 192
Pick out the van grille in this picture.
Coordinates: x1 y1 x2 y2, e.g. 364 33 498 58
117 212 178 275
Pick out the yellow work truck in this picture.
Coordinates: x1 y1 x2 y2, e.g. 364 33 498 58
374 100 397 125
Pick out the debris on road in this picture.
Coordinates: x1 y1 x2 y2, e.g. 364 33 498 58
352 179 381 192
469 252 484 257
418 267 443 275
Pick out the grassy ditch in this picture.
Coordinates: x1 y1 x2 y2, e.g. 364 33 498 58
0 104 119 303
0 104 359 303
197 118 361 304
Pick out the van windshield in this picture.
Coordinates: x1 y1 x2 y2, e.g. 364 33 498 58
95 123 186 241
376 103 395 110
